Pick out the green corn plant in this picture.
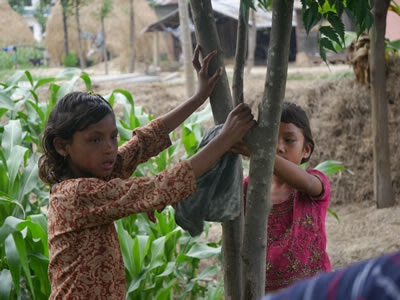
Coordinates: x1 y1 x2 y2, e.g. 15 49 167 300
106 90 222 299
0 68 89 299
181 104 212 158
0 214 49 300
116 207 223 300
0 69 221 299
315 160 347 223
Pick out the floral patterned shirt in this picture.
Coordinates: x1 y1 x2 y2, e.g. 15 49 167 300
244 169 331 293
47 119 196 299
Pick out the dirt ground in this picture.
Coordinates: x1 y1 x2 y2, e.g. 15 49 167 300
59 59 400 270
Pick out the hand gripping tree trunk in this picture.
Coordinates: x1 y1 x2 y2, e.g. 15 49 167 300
242 0 294 298
370 0 395 208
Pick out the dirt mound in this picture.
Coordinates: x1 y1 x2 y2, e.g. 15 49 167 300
0 0 34 46
326 202 400 269
294 57 400 205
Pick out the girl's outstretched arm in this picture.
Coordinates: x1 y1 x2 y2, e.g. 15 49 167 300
230 142 323 197
160 44 223 133
189 103 255 178
273 155 323 197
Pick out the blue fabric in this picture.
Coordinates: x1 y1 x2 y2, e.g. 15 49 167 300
261 251 400 300
174 125 242 236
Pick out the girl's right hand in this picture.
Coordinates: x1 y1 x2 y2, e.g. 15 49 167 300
220 103 256 147
188 103 255 178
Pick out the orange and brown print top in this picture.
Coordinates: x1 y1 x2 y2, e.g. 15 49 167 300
47 119 196 299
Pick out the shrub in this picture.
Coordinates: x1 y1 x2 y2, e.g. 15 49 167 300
62 53 79 67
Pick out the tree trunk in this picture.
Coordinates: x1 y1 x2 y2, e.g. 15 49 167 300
75 1 86 69
153 32 160 68
101 17 108 75
179 0 195 97
189 1 241 298
232 0 248 107
61 0 69 58
242 0 294 298
220 2 251 298
129 0 135 73
246 9 256 75
370 0 394 208
189 0 233 123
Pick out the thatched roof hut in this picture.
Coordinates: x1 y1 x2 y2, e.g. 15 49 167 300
0 0 34 47
45 0 166 71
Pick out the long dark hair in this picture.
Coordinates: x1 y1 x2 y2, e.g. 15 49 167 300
281 101 314 163
38 92 113 185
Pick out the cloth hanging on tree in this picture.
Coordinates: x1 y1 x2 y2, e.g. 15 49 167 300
175 124 242 236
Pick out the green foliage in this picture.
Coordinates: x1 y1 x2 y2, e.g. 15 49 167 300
315 160 347 223
181 104 212 158
300 0 373 63
385 39 400 56
62 52 79 67
244 0 373 63
0 47 45 70
93 0 113 19
117 208 222 299
0 68 221 299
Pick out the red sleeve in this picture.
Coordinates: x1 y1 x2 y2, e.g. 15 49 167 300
307 169 331 203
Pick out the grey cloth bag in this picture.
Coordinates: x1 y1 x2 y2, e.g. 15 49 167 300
175 124 242 236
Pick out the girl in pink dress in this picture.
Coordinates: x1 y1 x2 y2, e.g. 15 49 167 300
236 101 331 293
38 45 255 299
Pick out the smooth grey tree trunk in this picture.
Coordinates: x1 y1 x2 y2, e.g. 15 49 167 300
189 1 241 298
220 2 252 298
232 0 248 107
61 0 69 58
101 17 108 75
189 0 233 123
178 0 195 97
242 0 294 298
246 9 256 75
370 0 395 208
74 0 86 69
129 0 135 73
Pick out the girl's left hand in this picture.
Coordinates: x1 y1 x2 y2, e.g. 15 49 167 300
192 44 223 101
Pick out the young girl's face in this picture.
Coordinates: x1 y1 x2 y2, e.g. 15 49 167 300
276 122 311 165
62 113 119 179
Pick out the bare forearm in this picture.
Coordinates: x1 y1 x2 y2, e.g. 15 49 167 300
189 136 231 178
160 94 205 133
274 155 322 196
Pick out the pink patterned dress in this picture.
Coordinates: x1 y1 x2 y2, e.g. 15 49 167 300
244 169 331 293
47 119 196 299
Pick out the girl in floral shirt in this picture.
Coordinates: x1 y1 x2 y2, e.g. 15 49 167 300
38 45 255 299
234 101 331 293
